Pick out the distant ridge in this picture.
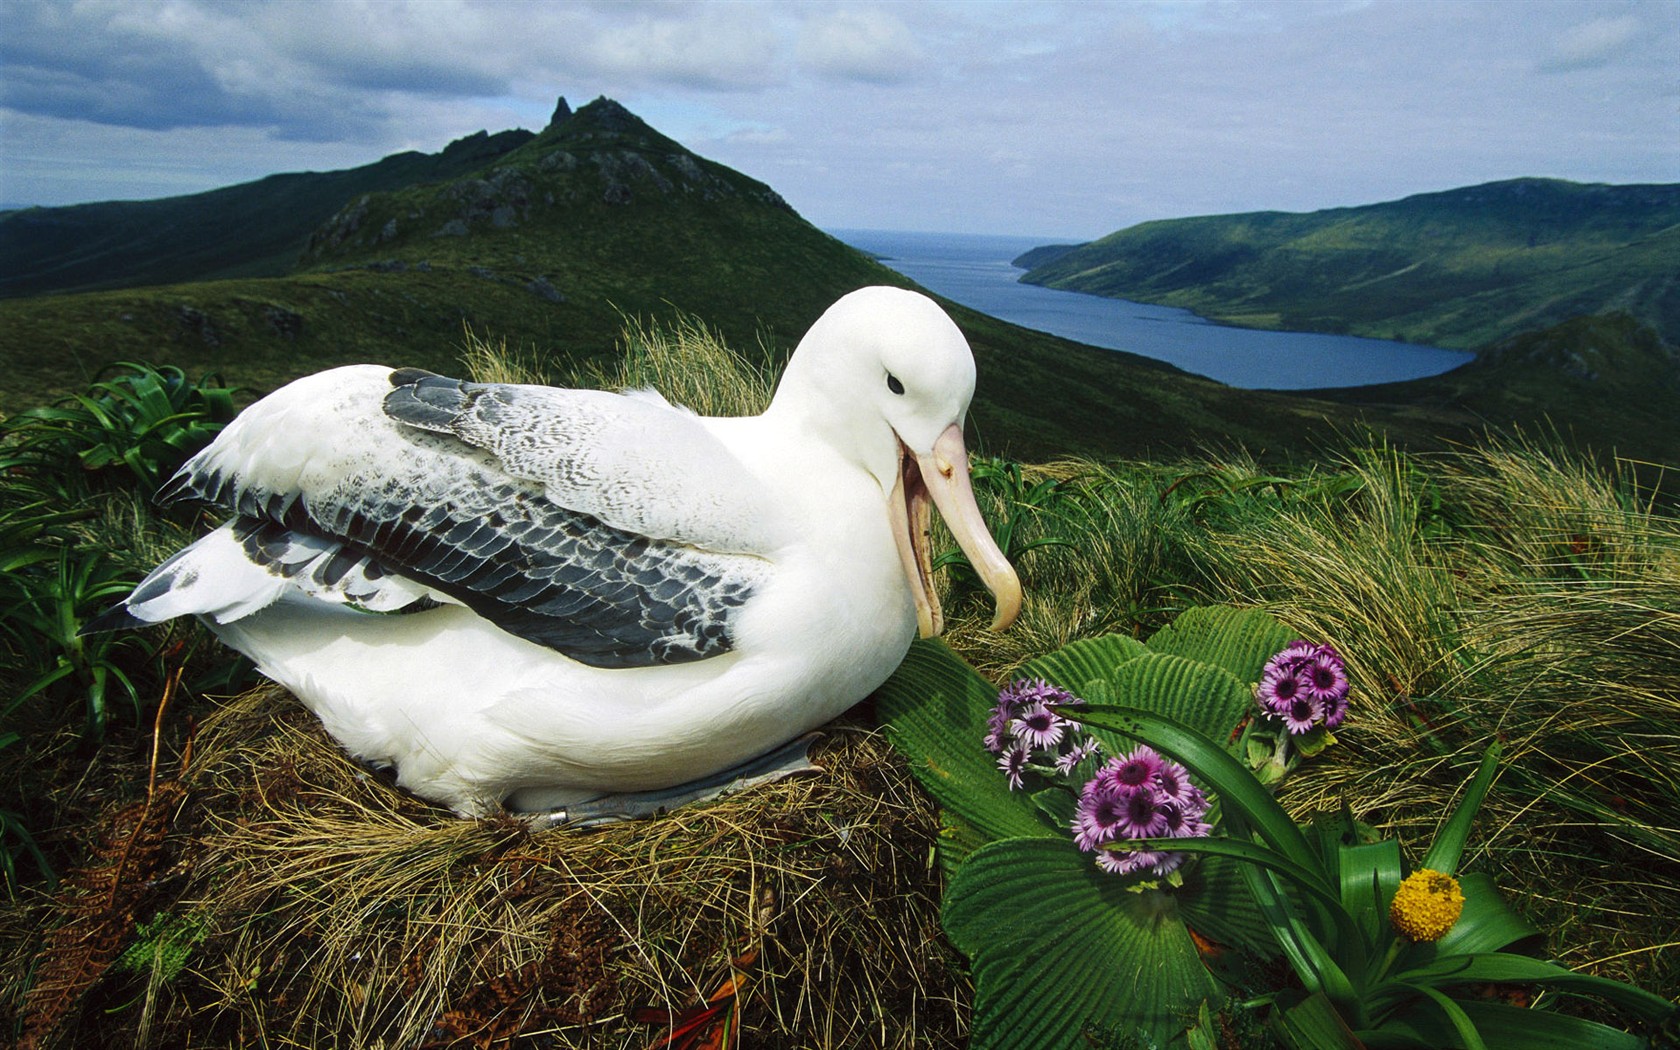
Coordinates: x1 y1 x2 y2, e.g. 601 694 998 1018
0 129 535 298
1019 178 1680 351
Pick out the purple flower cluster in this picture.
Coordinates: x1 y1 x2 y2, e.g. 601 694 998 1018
984 679 1102 790
1255 640 1349 735
1072 745 1211 877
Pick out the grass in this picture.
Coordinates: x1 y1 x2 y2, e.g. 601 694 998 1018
1 319 1676 1046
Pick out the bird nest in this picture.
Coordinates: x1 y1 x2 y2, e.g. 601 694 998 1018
6 684 967 1049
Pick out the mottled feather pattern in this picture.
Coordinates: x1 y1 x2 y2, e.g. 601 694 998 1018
383 372 778 552
163 369 771 668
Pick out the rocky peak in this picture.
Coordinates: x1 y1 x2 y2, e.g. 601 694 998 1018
546 97 572 131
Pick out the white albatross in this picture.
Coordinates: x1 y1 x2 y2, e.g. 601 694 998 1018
89 286 1021 817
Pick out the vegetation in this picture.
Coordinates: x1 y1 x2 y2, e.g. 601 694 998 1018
1020 178 1680 351
1 321 1675 1046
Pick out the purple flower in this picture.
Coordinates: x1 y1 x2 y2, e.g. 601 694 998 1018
1256 640 1352 733
1151 759 1197 808
1012 702 1067 750
1161 800 1211 840
987 679 1079 754
1257 664 1307 717
998 745 1030 790
1073 780 1130 851
1118 785 1170 838
1054 737 1102 775
1282 695 1323 735
1100 745 1166 792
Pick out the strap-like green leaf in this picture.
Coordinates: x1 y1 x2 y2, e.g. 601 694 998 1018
1363 998 1656 1050
944 837 1223 1050
1420 744 1501 875
1375 952 1676 1022
1272 992 1366 1050
1431 873 1539 956
1144 605 1300 685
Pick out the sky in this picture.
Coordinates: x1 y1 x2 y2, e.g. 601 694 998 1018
1 0 1676 239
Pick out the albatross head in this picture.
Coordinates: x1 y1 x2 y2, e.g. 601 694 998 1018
773 286 1023 637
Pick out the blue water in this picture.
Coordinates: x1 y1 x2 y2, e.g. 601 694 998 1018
831 228 1473 391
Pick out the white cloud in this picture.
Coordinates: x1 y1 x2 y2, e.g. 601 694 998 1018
1540 14 1641 73
796 8 925 83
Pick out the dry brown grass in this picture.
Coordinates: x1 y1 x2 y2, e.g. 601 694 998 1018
3 686 965 1049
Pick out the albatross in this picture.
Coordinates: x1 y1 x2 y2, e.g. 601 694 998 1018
90 286 1021 817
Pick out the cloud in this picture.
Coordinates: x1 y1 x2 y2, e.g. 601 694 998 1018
1539 14 1641 73
796 8 925 83
587 8 784 91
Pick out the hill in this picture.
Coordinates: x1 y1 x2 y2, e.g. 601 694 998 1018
0 96 1407 464
1316 312 1680 463
1019 178 1680 351
0 128 535 298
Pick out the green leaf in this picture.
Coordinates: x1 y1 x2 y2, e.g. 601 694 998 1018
876 640 1053 863
1431 873 1540 956
1272 992 1365 1050
1375 952 1677 1023
1365 999 1656 1050
943 837 1223 1050
1420 743 1501 875
1144 605 1300 686
1017 633 1147 699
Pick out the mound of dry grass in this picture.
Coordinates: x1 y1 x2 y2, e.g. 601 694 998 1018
4 685 965 1049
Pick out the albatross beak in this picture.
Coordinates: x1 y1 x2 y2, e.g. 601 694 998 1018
889 423 1023 638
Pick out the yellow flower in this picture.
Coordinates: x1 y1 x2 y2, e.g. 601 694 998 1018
1389 868 1465 942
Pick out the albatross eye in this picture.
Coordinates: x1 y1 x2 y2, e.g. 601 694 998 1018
886 373 905 395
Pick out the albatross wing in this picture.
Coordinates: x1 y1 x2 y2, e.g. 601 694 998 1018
115 364 789 668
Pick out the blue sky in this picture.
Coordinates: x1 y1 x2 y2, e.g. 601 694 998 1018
1 0 1675 238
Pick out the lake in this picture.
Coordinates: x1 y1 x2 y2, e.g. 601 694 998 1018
830 228 1474 390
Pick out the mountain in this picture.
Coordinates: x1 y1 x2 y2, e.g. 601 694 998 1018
0 96 1400 463
1018 178 1680 351
0 129 535 298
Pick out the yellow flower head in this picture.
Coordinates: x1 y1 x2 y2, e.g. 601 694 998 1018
1389 868 1465 942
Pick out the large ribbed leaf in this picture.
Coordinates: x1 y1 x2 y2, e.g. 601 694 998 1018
1104 651 1255 750
1017 633 1147 700
1145 605 1299 686
875 639 1053 860
944 837 1223 1050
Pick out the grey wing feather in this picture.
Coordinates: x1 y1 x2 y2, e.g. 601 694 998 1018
163 368 771 668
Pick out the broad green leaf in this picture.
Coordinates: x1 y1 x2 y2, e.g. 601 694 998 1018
1101 652 1255 754
1420 743 1502 875
1017 633 1147 699
1144 605 1300 686
1177 853 1280 958
944 837 1222 1050
875 639 1053 862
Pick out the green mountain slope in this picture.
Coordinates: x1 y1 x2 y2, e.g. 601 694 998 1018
5 101 1675 465
0 96 1407 463
1317 312 1680 462
0 128 535 298
1020 179 1680 350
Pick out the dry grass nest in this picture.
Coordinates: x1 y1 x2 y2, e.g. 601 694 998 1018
4 684 967 1049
